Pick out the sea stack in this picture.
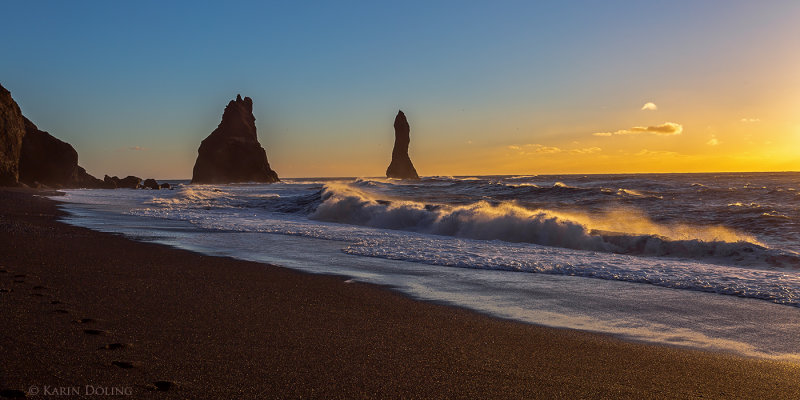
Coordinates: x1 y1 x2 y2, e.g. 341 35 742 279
385 110 419 180
191 94 279 184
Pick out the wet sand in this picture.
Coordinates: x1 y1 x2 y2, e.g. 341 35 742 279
1 188 798 399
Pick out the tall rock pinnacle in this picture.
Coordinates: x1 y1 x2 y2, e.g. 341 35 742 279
385 110 419 179
191 94 279 184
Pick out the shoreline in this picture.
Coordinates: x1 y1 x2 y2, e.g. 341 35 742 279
1 188 799 398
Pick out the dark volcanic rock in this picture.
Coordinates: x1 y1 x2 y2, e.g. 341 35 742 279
116 176 141 189
159 182 171 189
103 175 118 188
191 94 279 184
102 175 141 189
142 178 159 190
19 118 104 188
0 84 26 186
72 166 104 188
19 117 77 186
386 110 419 180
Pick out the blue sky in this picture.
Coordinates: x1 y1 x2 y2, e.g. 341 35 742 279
2 1 798 178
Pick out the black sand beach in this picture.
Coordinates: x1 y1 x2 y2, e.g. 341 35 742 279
1 188 799 399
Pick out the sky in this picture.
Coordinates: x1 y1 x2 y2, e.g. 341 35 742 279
1 1 798 178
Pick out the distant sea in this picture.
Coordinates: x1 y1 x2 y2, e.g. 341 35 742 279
54 172 800 360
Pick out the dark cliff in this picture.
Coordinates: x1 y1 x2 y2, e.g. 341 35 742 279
1 83 102 188
0 84 26 186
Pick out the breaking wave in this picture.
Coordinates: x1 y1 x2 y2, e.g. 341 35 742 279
308 183 797 268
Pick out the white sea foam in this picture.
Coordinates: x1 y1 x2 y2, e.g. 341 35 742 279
307 184 786 266
51 175 800 360
56 173 800 307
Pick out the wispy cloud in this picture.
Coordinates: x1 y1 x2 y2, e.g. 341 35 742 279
641 102 658 111
706 135 720 146
569 147 602 155
508 144 601 156
740 118 760 123
128 146 146 151
635 149 679 157
593 122 683 137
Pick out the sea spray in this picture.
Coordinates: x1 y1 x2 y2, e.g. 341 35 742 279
309 183 775 262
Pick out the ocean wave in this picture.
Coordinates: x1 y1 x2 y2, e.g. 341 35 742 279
762 211 791 220
503 183 541 189
146 185 238 208
307 183 797 268
342 236 800 306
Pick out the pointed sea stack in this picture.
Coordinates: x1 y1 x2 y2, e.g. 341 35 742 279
191 94 279 184
385 110 419 180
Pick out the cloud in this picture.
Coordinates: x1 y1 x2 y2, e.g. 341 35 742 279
706 135 720 146
569 147 602 155
635 149 679 157
128 146 146 151
740 118 760 123
641 102 658 111
508 144 561 154
593 122 683 137
508 144 601 156
533 145 562 154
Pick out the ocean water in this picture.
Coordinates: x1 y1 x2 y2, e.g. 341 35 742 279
53 173 800 360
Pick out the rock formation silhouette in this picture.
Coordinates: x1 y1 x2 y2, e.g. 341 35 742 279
1 83 103 188
104 175 142 189
386 110 419 179
19 117 103 188
191 94 279 184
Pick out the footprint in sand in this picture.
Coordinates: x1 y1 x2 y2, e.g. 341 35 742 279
50 300 63 305
83 329 107 335
152 381 173 392
0 288 11 293
111 361 134 369
52 309 70 314
73 318 97 324
100 343 130 350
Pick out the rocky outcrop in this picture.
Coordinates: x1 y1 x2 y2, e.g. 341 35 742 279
103 175 117 188
191 94 279 184
142 178 159 190
386 110 419 179
103 175 141 189
19 118 103 188
0 84 26 186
